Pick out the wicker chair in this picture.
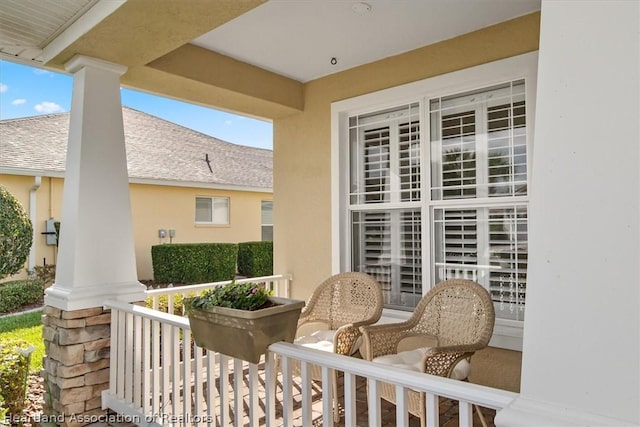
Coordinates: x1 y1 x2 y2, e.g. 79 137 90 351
359 279 495 427
293 272 383 421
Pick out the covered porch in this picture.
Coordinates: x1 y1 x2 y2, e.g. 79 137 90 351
1 1 637 426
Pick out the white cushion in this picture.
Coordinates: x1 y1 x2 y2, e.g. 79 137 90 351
295 330 336 353
372 348 470 380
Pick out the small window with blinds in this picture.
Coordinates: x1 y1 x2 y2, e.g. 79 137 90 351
261 200 273 241
195 196 229 225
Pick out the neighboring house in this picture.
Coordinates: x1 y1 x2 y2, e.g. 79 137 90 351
0 107 273 281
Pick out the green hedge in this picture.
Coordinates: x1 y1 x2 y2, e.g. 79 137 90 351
237 241 273 277
152 243 238 284
0 280 44 314
0 338 33 416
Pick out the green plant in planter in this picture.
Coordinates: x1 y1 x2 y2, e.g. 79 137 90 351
184 281 304 363
184 281 271 313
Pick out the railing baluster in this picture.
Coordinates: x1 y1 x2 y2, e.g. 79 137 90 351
459 400 473 427
281 356 294 426
300 361 313 426
183 328 192 424
171 324 180 421
142 317 151 416
233 358 243 427
151 319 160 418
248 363 258 427
425 393 439 427
264 352 276 427
116 310 126 399
124 312 134 404
343 372 357 427
321 366 333 427
367 378 381 427
205 349 216 427
133 314 142 409
219 354 229 426
395 384 409 427
161 322 171 419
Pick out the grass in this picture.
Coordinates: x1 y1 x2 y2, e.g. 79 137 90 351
0 310 44 373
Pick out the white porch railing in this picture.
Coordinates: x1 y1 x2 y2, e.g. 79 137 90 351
103 274 517 427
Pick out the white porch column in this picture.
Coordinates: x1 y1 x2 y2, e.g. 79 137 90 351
45 55 146 311
496 2 639 426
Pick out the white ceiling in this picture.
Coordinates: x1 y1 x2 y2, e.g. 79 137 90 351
192 0 541 82
0 0 540 82
0 0 98 64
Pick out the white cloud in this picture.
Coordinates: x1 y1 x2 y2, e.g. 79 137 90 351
34 101 63 114
33 69 51 76
0 83 7 93
12 98 26 105
224 119 233 126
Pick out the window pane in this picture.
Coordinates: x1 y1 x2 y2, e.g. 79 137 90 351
261 200 273 241
261 226 273 242
433 205 527 321
349 103 420 204
351 209 422 310
261 200 273 225
431 80 527 200
212 197 229 224
195 197 212 222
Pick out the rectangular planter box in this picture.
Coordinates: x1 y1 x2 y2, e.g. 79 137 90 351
188 296 305 364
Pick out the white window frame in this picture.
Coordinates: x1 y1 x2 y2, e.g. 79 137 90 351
331 52 538 351
195 196 230 225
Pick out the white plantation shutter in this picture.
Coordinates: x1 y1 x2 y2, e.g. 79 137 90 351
349 103 423 310
430 80 528 320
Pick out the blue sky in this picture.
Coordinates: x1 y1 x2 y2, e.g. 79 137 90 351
0 60 273 150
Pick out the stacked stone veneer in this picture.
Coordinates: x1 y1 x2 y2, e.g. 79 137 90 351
42 306 111 427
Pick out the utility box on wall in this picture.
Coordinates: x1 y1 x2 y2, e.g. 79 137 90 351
44 218 58 245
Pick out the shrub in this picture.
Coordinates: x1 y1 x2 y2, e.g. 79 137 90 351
237 241 273 277
152 243 238 284
0 338 33 416
0 186 33 280
0 280 44 314
30 264 56 288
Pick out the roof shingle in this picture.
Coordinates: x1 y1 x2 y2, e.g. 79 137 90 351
0 106 272 190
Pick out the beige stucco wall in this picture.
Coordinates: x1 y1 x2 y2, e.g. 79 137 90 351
1 174 270 282
273 13 540 301
129 183 270 280
1 175 64 282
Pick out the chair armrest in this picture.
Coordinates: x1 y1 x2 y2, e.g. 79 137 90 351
359 322 412 361
422 346 476 377
334 324 362 356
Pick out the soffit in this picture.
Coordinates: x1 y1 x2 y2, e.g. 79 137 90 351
192 0 541 83
0 0 98 64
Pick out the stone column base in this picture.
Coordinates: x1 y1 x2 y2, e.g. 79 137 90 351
42 306 111 427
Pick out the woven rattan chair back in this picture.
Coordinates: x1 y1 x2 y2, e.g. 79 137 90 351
300 271 383 330
409 279 495 348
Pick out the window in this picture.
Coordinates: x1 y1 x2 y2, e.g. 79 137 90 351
261 200 273 241
334 53 537 347
195 196 229 225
